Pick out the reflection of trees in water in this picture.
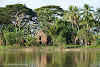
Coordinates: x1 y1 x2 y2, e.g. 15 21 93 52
62 49 96 67
0 55 4 67
78 49 96 67
71 49 97 67
36 49 97 67
0 49 99 67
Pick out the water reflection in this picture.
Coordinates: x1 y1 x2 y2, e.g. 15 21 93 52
0 48 100 67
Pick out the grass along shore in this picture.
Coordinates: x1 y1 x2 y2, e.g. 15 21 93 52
0 44 100 49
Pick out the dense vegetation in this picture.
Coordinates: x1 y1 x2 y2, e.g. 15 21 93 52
0 4 100 47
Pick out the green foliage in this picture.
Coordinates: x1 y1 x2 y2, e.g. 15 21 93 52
35 5 64 30
0 4 38 46
96 39 100 45
1 24 15 32
34 4 98 46
24 36 39 46
0 4 100 46
47 19 74 45
0 8 11 24
3 31 24 45
6 4 36 16
77 28 95 42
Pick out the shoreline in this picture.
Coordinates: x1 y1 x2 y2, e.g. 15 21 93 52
0 46 100 53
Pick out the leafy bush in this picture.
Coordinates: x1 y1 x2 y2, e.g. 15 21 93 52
96 39 100 45
3 31 24 45
24 36 39 46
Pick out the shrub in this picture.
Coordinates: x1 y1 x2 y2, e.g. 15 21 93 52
96 39 100 45
3 31 24 45
24 36 39 46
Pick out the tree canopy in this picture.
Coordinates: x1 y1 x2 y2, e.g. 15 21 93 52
0 4 100 46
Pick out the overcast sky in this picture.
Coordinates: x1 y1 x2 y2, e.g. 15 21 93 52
0 0 100 10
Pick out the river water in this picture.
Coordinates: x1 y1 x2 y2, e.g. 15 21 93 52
0 48 100 67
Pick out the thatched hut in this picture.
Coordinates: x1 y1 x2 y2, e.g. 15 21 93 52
36 30 51 45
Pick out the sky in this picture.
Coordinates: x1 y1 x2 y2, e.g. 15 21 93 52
0 0 100 10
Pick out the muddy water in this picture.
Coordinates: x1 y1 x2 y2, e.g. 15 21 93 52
0 48 100 67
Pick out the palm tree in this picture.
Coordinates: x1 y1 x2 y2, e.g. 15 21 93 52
80 4 95 29
95 8 100 27
67 5 80 31
64 5 80 44
94 8 100 40
78 4 95 45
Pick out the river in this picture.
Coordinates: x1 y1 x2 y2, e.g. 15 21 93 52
0 48 100 67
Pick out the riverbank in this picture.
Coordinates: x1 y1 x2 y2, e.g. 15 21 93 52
0 45 100 53
0 45 99 49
